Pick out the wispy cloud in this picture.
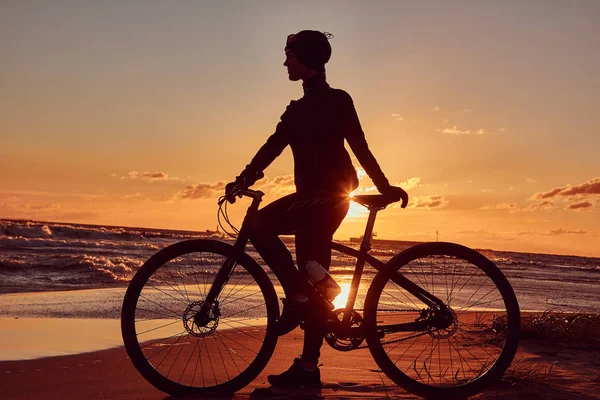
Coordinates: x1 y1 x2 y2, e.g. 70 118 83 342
122 193 149 201
116 171 181 181
432 106 439 112
532 177 600 200
518 228 588 236
462 108 473 113
479 202 517 211
441 125 485 135
397 177 422 190
409 195 448 209
0 202 62 212
458 228 589 240
456 229 516 241
174 181 226 200
391 113 403 122
170 174 296 201
566 201 594 211
526 200 556 211
547 228 587 236
257 174 295 197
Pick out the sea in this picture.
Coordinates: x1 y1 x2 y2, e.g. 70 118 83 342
1 219 599 317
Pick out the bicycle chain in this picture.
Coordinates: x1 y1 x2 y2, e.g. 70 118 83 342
351 308 436 350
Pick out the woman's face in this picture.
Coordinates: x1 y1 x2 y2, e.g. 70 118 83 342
283 49 316 81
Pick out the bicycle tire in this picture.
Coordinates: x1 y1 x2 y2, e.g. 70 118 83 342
121 239 279 396
364 242 520 398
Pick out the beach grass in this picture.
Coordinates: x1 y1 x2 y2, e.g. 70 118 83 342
519 311 600 345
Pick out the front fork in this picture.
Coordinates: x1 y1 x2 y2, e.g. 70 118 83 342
197 191 263 321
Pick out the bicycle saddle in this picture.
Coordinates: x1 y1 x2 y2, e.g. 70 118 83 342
352 194 399 210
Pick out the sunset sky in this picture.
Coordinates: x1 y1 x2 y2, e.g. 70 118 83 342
1 1 599 257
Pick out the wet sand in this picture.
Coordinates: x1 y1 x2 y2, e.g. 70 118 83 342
1 322 598 400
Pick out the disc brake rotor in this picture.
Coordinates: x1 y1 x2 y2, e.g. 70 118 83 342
183 300 219 337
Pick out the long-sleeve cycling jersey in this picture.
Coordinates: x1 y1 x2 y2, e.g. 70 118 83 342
246 75 390 196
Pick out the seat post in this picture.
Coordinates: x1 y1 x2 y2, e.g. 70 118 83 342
342 206 380 322
359 208 380 253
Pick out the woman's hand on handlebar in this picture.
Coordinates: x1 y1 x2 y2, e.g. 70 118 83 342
223 170 265 204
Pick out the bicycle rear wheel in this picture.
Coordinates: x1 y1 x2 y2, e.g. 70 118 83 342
121 239 279 396
364 242 519 398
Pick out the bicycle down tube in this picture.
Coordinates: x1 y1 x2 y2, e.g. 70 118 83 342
202 189 264 310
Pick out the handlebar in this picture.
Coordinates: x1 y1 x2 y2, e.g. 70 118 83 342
221 170 265 205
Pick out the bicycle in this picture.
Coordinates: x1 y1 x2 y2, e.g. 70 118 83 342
121 183 520 398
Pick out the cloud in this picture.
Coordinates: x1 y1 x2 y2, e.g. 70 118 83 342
432 106 440 112
526 178 536 184
3 202 62 212
391 113 404 122
409 195 448 209
397 177 421 190
462 108 473 113
498 128 507 133
117 171 180 181
122 192 150 201
170 174 297 202
456 229 516 241
518 228 588 236
479 202 517 211
566 201 594 211
441 126 485 135
532 177 600 200
175 181 226 200
257 174 295 197
526 200 556 211
548 228 587 236
442 125 471 135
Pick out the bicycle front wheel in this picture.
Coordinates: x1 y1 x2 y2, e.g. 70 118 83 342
121 239 279 396
364 242 520 398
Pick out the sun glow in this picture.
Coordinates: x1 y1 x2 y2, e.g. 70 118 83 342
332 282 352 309
346 201 369 219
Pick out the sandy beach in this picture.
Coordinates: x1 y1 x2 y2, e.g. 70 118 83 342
1 314 599 400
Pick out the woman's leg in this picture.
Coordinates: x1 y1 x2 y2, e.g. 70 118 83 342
294 197 350 365
248 193 305 297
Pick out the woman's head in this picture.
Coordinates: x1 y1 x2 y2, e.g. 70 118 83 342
284 30 332 81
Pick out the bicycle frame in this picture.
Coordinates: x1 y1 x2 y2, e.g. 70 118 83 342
204 189 450 335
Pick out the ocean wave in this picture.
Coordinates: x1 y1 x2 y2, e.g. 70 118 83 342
0 254 143 292
0 235 160 251
0 219 218 244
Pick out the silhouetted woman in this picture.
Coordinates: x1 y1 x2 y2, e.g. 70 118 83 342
225 30 408 388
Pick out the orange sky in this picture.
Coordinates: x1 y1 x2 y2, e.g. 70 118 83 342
1 1 599 256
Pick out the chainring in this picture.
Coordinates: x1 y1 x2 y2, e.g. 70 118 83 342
325 309 365 351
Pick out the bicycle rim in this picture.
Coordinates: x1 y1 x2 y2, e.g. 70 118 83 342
365 242 520 398
121 240 279 396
